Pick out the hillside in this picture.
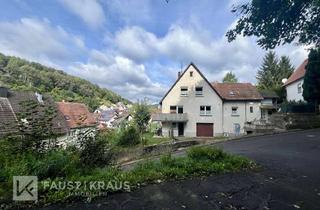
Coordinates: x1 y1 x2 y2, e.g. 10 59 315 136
0 53 129 111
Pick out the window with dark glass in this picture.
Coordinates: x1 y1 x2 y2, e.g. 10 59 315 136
232 107 238 115
250 106 253 113
200 105 212 116
195 86 203 96
180 87 188 96
170 106 177 113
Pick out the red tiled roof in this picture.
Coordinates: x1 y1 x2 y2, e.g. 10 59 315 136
283 59 307 86
212 83 263 100
57 102 97 129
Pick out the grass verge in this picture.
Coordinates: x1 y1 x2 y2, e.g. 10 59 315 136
1 146 255 209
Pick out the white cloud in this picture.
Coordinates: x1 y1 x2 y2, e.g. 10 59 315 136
0 18 86 67
112 24 308 86
59 0 106 29
113 26 157 62
68 51 166 102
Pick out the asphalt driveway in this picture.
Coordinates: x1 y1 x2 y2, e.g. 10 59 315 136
41 129 320 210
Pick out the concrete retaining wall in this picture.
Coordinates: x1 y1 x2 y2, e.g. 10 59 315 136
270 113 320 129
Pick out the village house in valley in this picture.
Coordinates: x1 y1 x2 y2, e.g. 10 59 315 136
283 59 307 102
0 86 68 138
57 101 97 147
153 63 276 137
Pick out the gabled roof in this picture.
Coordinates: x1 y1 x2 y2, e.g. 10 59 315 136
159 63 222 104
0 97 18 135
212 83 263 101
283 59 307 86
57 102 97 129
0 90 69 137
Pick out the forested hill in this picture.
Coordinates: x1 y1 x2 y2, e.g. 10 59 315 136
0 53 130 111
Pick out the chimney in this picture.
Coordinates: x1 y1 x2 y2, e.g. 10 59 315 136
178 71 181 78
0 87 8 98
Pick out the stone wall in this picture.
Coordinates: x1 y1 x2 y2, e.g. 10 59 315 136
270 113 320 129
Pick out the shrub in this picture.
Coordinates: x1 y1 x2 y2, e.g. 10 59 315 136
187 146 227 161
79 135 114 167
117 125 140 147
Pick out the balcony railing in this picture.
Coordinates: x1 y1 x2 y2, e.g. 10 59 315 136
151 113 188 122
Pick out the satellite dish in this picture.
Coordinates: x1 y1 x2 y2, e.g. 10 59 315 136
282 78 288 84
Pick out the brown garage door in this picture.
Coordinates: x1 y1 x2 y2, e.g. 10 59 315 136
196 123 213 137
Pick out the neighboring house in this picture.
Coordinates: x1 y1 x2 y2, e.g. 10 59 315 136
111 112 133 128
283 59 307 102
153 63 266 137
57 102 97 147
258 90 279 122
97 109 118 128
0 87 68 138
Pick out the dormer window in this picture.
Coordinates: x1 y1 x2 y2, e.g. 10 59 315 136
229 91 235 96
195 86 203 96
180 87 188 96
190 71 193 77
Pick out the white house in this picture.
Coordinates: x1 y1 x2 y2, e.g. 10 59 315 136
283 59 307 102
153 63 265 137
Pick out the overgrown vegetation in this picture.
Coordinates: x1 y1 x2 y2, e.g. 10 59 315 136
256 51 294 102
0 143 255 208
0 53 129 111
303 48 320 111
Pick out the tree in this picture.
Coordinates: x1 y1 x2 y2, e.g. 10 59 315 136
257 52 294 102
278 56 295 84
222 72 238 83
256 51 279 90
303 48 320 110
132 100 151 134
226 0 320 49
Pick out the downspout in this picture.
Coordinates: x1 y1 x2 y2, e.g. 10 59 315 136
245 101 247 122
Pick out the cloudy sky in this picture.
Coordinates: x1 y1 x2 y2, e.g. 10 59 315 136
0 0 309 102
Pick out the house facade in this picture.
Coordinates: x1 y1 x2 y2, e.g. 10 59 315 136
283 59 307 102
153 63 265 137
57 102 97 147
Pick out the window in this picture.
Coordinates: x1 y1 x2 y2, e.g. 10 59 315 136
232 107 238 115
177 106 183 114
190 71 193 77
170 106 177 113
250 106 253 113
200 105 212 116
180 87 188 96
195 86 203 96
297 82 302 93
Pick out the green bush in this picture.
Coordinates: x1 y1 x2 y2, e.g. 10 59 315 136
187 146 227 161
79 135 114 167
117 125 140 147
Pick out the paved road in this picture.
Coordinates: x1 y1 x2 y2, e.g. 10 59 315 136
41 129 320 210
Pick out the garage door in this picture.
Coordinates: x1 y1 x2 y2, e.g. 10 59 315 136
196 123 213 137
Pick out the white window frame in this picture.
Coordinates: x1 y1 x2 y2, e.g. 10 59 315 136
297 82 302 94
200 105 212 116
195 86 203 96
180 87 188 96
231 106 239 116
